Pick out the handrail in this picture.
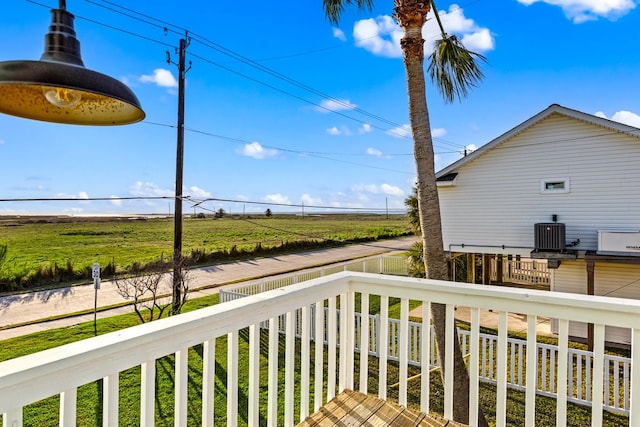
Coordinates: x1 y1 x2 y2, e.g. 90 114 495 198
2 271 639 426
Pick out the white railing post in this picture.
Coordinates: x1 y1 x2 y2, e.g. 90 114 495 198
300 305 311 422
378 296 389 400
59 388 77 427
103 373 119 427
469 308 480 427
327 297 337 401
174 350 188 427
359 293 370 394
444 304 455 421
630 328 640 425
227 332 239 427
248 326 259 427
267 317 278 427
419 303 431 414
284 311 295 427
314 299 325 412
3 409 22 427
141 360 156 427
339 293 347 393
496 312 508 427
556 319 569 427
398 298 409 407
592 324 606 425
202 339 215 427
344 291 355 391
525 316 538 427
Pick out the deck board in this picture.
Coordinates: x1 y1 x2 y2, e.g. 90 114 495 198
297 390 467 427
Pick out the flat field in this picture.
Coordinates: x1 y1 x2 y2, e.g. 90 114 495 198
0 214 410 286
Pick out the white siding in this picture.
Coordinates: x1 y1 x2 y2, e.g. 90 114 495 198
552 260 640 344
439 113 640 253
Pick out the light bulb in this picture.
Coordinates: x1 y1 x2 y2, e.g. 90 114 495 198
42 86 81 108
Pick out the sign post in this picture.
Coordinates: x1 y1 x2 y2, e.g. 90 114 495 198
92 263 100 336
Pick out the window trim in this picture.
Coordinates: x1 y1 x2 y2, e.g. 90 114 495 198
540 177 570 194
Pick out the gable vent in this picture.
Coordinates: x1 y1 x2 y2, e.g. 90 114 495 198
534 223 566 251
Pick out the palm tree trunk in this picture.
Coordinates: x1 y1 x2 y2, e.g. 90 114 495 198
401 21 488 427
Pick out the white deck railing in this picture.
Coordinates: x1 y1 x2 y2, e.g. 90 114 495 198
490 258 550 286
222 292 632 415
2 272 640 427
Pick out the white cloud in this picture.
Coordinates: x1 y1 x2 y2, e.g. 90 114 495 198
140 69 178 88
432 128 447 138
353 16 404 58
424 6 495 52
327 123 370 136
130 181 174 197
518 0 635 23
353 6 494 59
380 183 405 197
316 99 357 113
265 193 290 204
239 142 279 159
301 194 322 205
595 110 640 128
326 126 352 136
359 123 372 134
186 186 212 198
56 191 90 200
352 183 404 197
386 124 412 139
333 27 346 41
460 28 494 52
387 124 447 139
110 196 122 207
367 147 384 157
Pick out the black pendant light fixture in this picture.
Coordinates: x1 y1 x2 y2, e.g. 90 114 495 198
0 0 145 125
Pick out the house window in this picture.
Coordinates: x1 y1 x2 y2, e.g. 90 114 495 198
540 178 570 194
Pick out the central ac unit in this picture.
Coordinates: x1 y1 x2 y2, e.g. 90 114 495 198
534 223 566 251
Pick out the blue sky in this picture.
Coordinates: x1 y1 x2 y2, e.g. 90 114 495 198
1 0 639 215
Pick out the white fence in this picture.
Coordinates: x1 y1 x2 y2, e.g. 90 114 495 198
222 293 631 415
492 258 550 286
221 254 409 298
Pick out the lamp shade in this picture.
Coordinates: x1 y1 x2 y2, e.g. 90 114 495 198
0 2 145 125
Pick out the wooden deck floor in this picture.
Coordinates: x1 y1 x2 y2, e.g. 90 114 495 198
297 389 466 426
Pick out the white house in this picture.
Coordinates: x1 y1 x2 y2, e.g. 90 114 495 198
436 104 640 345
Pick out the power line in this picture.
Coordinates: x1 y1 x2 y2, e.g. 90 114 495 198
24 0 480 161
0 195 407 213
142 121 415 175
79 0 467 153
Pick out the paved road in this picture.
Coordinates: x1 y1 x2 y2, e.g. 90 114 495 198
0 237 417 340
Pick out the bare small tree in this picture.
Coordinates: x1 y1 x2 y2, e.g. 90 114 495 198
115 269 169 323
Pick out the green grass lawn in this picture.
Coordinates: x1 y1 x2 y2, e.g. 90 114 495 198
0 214 411 291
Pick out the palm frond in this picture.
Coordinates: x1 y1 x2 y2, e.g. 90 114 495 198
427 34 486 103
323 0 374 24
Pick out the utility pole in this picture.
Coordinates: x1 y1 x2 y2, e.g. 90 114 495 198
170 36 191 315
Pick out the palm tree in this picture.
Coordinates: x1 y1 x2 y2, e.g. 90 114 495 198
323 1 486 425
